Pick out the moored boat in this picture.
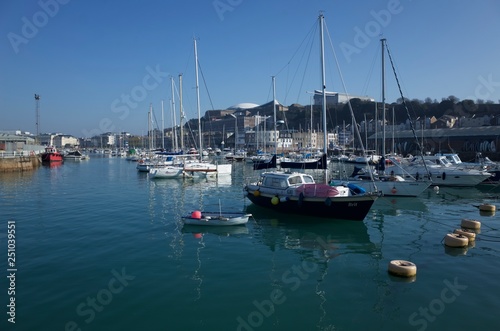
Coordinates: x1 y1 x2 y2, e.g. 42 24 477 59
245 171 378 221
149 166 185 179
182 211 251 226
41 146 63 163
387 155 492 187
64 150 84 161
344 166 432 197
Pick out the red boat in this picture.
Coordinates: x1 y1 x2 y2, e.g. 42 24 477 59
41 146 63 163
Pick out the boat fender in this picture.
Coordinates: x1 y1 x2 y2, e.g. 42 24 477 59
191 211 202 219
253 190 261 197
280 196 289 202
444 233 468 248
271 196 279 205
442 172 446 180
324 197 332 206
298 192 304 207
479 204 496 212
391 187 397 194
347 183 366 195
453 228 476 241
461 218 481 230
388 260 417 277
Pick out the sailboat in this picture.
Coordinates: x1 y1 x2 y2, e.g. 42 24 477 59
183 38 232 177
244 14 378 221
149 77 187 179
340 38 432 197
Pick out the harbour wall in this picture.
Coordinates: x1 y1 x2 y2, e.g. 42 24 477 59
0 156 41 172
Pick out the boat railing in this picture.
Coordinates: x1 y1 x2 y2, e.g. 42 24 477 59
0 150 41 158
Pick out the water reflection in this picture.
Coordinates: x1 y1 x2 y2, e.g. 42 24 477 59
247 204 380 330
424 186 499 201
370 197 428 216
181 224 249 237
248 206 377 258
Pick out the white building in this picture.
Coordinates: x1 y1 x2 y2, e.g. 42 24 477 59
54 135 79 148
313 90 374 106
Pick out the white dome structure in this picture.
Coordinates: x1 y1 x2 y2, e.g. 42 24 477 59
227 103 259 110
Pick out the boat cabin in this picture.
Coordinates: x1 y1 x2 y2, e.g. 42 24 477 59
44 146 58 153
260 172 315 189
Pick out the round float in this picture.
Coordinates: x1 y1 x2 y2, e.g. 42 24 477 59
461 218 481 230
479 204 496 212
444 233 469 247
253 190 261 197
388 260 417 277
191 210 202 219
453 228 476 241
271 196 279 205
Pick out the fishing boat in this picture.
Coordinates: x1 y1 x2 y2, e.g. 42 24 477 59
41 146 63 163
182 210 251 226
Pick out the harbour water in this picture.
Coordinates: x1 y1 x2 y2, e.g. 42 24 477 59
1 156 500 331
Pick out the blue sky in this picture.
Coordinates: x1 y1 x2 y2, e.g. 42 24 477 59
1 0 500 137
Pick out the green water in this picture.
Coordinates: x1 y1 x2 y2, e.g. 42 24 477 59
1 156 499 331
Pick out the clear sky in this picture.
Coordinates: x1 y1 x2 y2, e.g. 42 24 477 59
1 0 500 137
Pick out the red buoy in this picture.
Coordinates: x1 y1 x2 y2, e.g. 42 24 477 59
191 210 202 219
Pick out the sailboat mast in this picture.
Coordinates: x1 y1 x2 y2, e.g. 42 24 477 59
319 13 328 182
161 100 165 150
194 38 202 161
272 76 277 156
179 74 184 151
319 13 327 156
148 103 153 151
392 106 395 154
381 38 386 158
170 76 178 151
310 95 313 149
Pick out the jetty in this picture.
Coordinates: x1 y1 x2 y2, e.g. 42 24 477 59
0 152 41 172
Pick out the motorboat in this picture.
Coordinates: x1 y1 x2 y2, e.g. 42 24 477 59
41 146 63 163
341 166 432 197
386 155 492 187
244 171 378 221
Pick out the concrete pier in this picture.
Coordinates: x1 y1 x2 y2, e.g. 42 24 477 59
0 155 41 172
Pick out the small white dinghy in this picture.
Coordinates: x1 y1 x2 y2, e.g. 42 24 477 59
182 210 251 226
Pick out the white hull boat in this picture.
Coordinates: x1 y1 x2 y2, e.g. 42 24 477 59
387 156 492 187
149 166 185 179
182 211 251 226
